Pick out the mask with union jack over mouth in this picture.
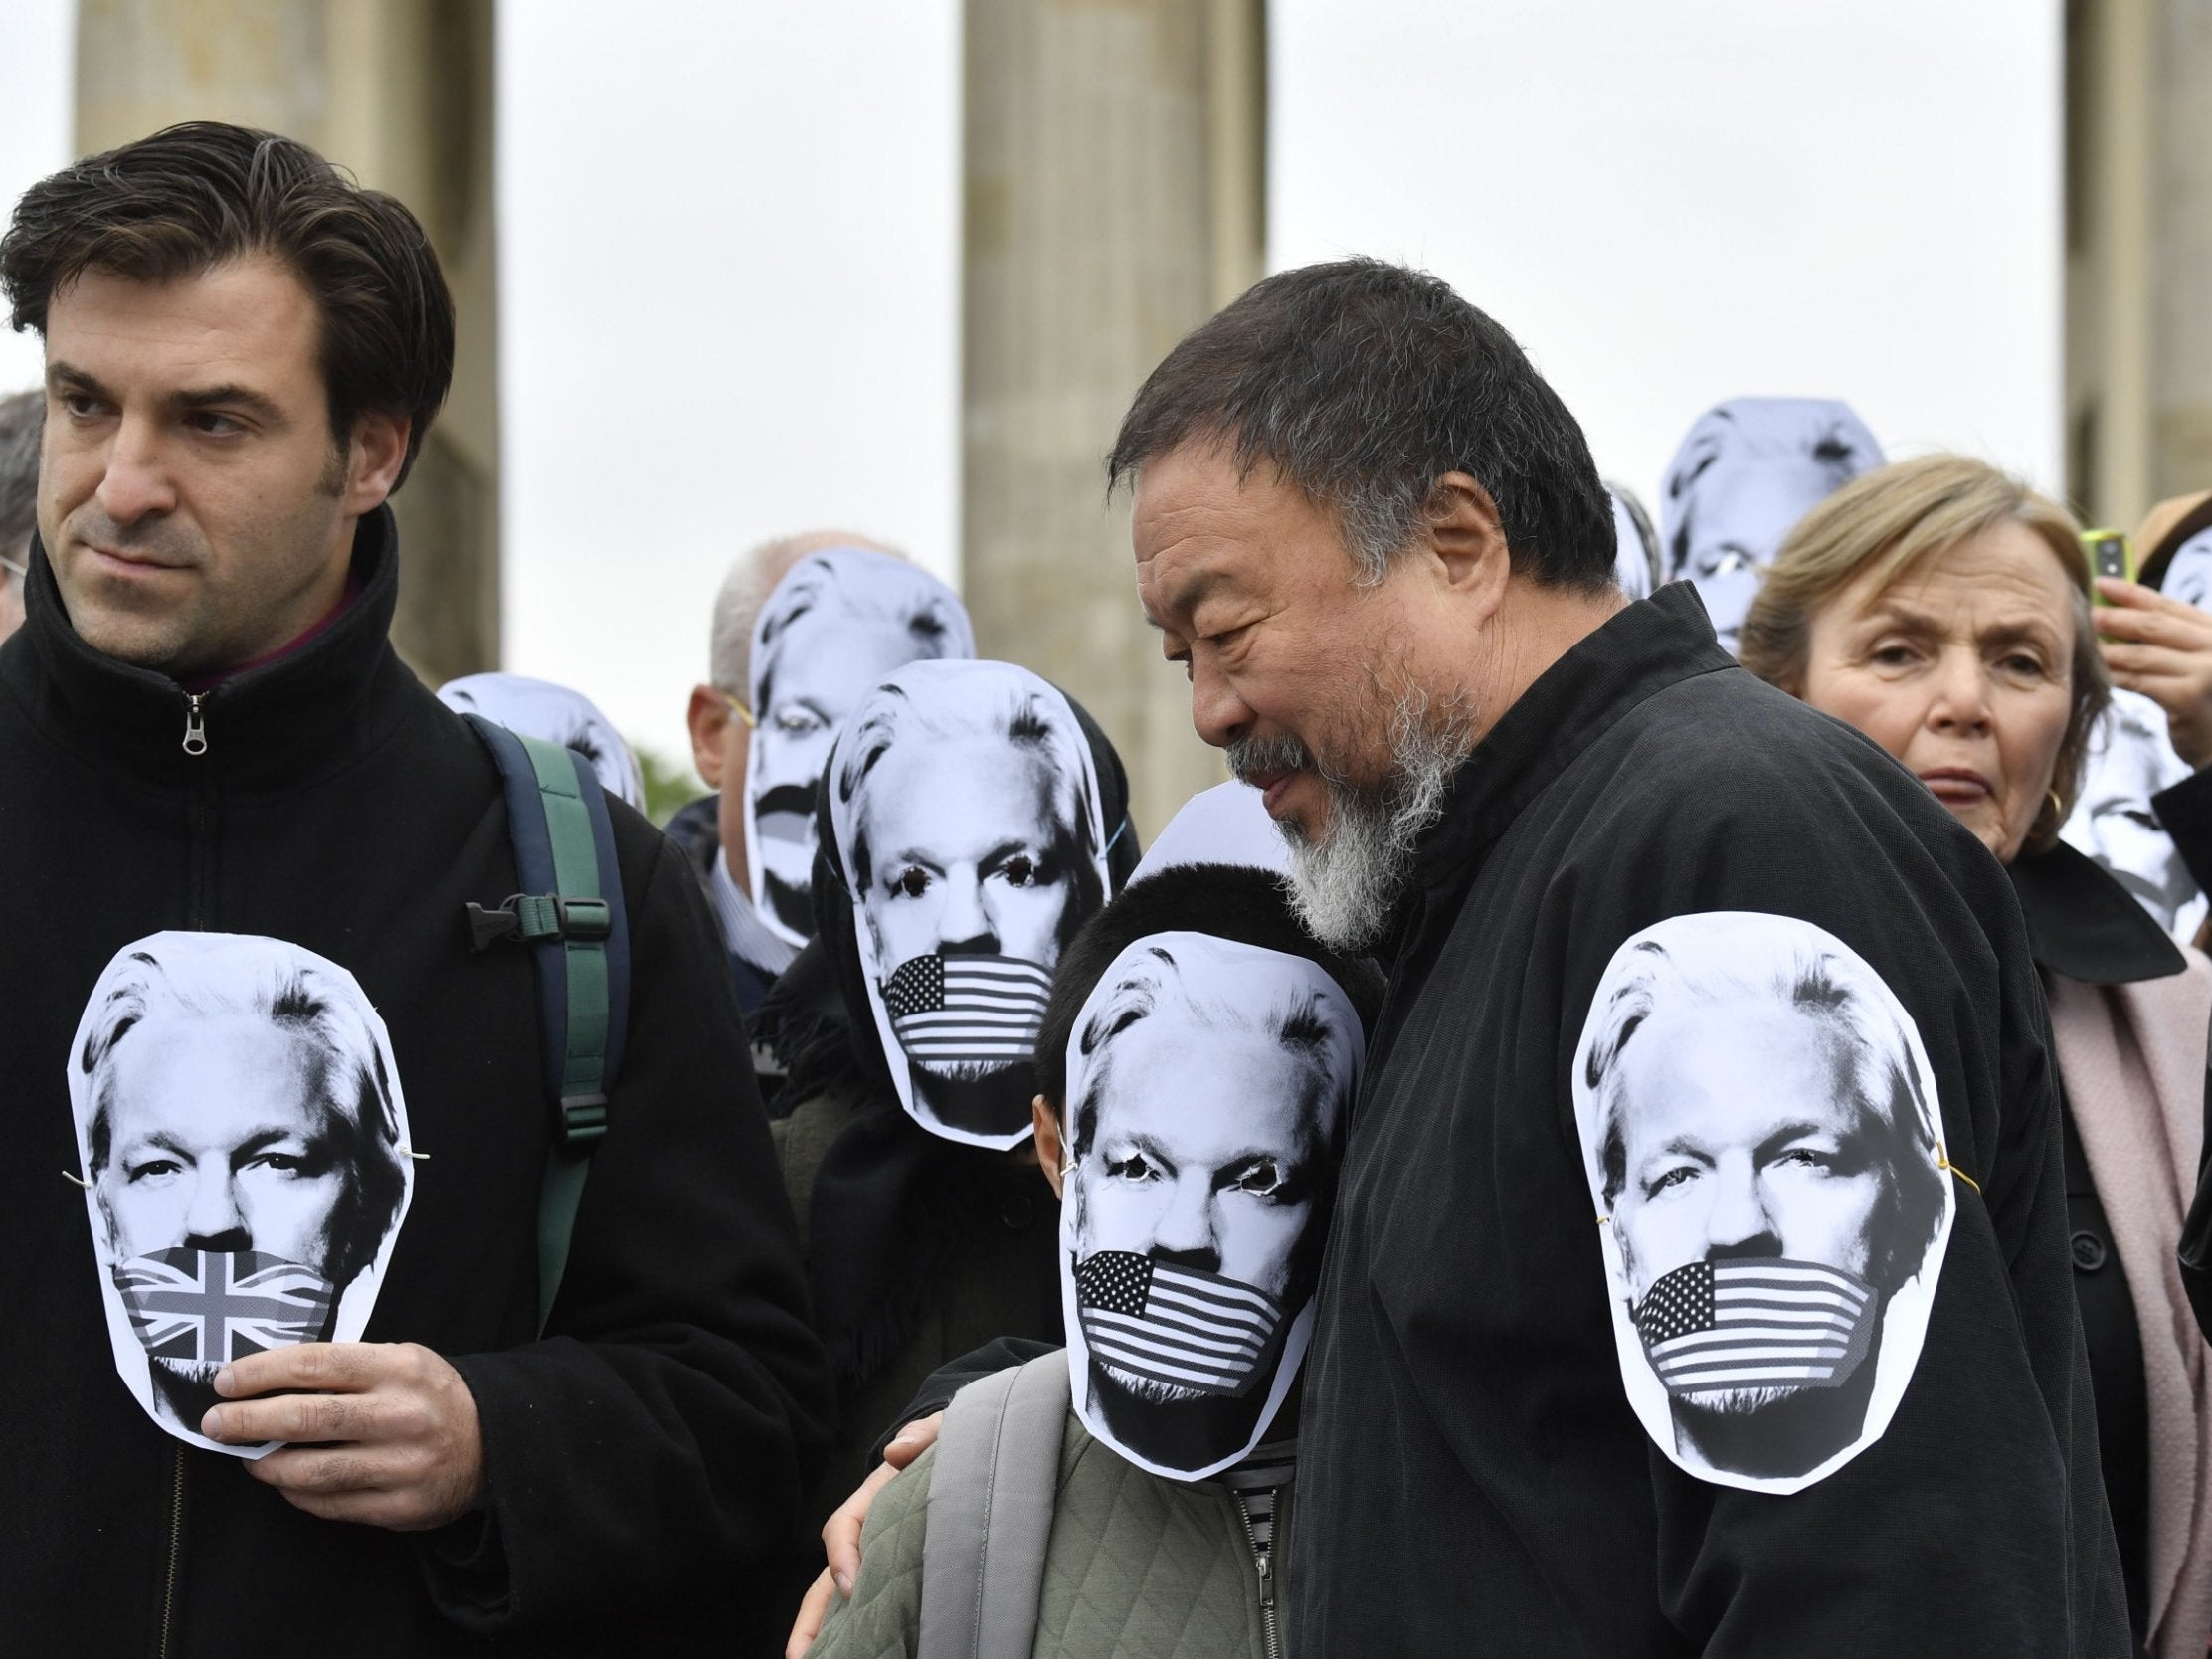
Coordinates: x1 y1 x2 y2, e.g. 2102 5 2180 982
827 659 1115 1150
113 1247 338 1363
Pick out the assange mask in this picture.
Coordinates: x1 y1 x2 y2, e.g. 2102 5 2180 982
436 671 645 811
1571 911 1955 1496
826 659 1106 1148
115 1247 338 1363
1059 931 1361 1480
746 548 975 950
1659 398 1882 651
69 932 416 1459
1127 780 1290 885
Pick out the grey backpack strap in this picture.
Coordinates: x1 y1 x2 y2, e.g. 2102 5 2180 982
918 1354 1072 1659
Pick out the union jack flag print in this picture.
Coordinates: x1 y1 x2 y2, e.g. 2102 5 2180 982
1075 1249 1284 1398
113 1247 335 1365
883 953 1052 1065
1633 1257 1874 1396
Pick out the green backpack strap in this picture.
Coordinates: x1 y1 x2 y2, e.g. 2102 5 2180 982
461 714 632 1334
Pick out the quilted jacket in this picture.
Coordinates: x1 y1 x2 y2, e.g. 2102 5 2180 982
807 1401 1288 1658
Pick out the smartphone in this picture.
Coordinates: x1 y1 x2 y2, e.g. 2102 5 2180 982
2084 528 2134 601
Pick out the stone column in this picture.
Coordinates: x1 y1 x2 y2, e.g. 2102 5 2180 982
962 0 1267 840
2064 0 2212 528
74 0 499 684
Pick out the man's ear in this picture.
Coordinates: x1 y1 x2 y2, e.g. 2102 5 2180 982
687 685 731 788
1424 470 1512 617
340 412 411 515
1033 1095 1065 1199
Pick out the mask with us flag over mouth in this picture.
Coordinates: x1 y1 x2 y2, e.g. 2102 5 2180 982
826 659 1117 1148
1572 911 1955 1495
1058 931 1362 1480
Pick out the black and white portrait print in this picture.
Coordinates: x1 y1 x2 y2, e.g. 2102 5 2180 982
436 671 645 811
828 659 1107 1148
1572 912 1954 1494
2154 526 2212 612
67 934 414 1457
1058 932 1360 1480
745 547 976 949
1129 780 1290 884
1608 482 1662 602
2061 688 2205 940
1660 398 1883 652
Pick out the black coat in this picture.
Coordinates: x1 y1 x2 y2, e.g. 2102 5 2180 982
1293 584 2131 1655
0 511 830 1655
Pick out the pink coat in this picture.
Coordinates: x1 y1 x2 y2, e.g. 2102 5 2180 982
2048 953 2212 1659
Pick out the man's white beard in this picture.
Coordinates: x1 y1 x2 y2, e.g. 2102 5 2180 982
1235 681 1473 952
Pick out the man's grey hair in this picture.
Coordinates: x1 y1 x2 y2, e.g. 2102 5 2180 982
0 388 40 568
1106 259 1616 591
706 529 903 694
1580 922 1946 1297
1068 939 1356 1166
79 939 407 1289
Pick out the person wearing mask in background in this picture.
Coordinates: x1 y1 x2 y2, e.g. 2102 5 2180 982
437 670 646 811
0 388 39 643
675 533 972 1013
2059 489 2212 940
1659 396 1883 652
800 861 1380 1659
0 122 828 1656
752 658 1138 1537
805 260 2129 1657
1741 453 2212 1658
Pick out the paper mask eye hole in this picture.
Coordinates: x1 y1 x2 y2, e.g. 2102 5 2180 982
772 705 823 737
1104 1149 1159 1184
893 866 930 899
1002 853 1036 887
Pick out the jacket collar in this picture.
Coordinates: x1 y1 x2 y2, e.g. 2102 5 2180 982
2007 838 2186 986
1406 581 1736 906
7 506 413 795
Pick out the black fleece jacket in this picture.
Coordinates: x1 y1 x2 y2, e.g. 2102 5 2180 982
0 511 829 1655
1294 584 2131 1656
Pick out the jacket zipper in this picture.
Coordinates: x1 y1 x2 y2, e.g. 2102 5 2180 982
156 1445 186 1658
1235 1499 1281 1659
159 689 209 1656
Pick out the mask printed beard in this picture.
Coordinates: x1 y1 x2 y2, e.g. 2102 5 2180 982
1228 680 1472 952
1633 1256 1877 1414
114 1246 338 1372
1074 1248 1286 1402
882 952 1052 1075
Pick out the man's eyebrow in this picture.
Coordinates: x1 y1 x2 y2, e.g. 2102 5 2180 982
174 383 288 425
47 360 105 397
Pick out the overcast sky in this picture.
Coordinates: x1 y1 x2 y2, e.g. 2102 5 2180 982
0 0 2061 770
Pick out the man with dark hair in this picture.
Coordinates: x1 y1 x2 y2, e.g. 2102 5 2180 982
0 122 826 1655
0 387 38 641
1105 259 2125 1652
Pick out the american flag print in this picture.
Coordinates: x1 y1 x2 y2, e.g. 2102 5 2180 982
882 954 1052 1066
1633 1257 1875 1397
113 1247 335 1365
1075 1249 1285 1398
